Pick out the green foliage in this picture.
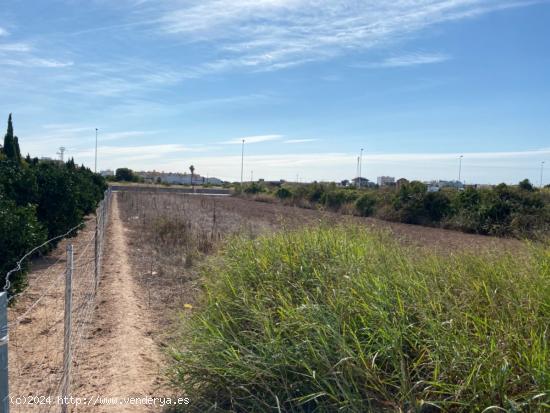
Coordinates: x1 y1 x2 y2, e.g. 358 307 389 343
519 178 535 191
169 226 550 412
243 182 265 194
2 114 21 162
275 186 292 200
253 181 549 239
115 167 138 182
0 115 106 294
392 181 428 224
355 193 376 216
0 196 47 293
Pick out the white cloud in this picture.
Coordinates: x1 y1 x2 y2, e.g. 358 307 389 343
0 27 8 36
4 57 74 68
356 52 451 68
149 0 538 72
283 139 318 144
222 134 283 144
0 42 32 52
76 144 191 158
63 146 550 184
98 130 159 141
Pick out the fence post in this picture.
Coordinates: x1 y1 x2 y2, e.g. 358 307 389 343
0 292 8 413
94 210 99 294
61 244 73 413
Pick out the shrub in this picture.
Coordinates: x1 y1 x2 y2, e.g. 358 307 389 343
355 193 376 216
275 186 292 200
243 182 265 194
392 181 428 224
0 197 47 293
169 226 550 412
115 167 138 182
320 189 357 210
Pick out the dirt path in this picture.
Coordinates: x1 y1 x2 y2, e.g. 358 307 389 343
74 193 166 412
7 193 169 412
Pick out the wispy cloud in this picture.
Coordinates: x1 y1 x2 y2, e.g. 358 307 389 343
148 0 538 73
0 42 31 52
4 57 74 68
76 144 192 158
356 52 451 69
283 139 318 144
222 134 283 144
0 27 8 37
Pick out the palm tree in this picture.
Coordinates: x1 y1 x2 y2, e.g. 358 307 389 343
189 165 195 189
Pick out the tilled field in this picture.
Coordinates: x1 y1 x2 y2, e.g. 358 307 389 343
117 191 522 344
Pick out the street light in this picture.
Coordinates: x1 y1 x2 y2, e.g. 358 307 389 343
359 148 364 187
240 139 245 189
355 156 360 188
458 155 463 183
541 161 545 188
94 128 98 173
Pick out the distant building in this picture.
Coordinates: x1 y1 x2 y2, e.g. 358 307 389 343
135 171 224 186
100 169 114 177
377 176 395 187
352 177 375 188
425 180 464 191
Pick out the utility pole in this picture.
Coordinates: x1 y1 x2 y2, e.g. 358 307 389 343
251 170 254 182
240 139 245 189
359 148 364 188
355 156 361 187
541 161 545 188
458 155 463 183
95 128 98 173
57 147 66 162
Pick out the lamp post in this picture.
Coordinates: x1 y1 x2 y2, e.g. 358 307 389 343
356 156 360 188
94 128 98 173
458 155 463 183
359 148 364 187
240 139 245 189
541 161 545 188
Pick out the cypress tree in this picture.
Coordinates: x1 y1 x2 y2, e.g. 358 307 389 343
14 136 22 162
3 114 17 160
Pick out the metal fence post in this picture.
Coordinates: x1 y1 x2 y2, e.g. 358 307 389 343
94 211 100 294
61 244 73 413
0 292 9 413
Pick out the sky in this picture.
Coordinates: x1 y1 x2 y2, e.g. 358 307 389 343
0 0 549 184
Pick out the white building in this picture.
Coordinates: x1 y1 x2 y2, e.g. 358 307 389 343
100 169 115 177
377 176 395 187
135 171 224 186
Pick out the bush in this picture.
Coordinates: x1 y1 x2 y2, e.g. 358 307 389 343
247 181 550 239
355 193 376 216
115 167 138 182
0 197 47 293
243 182 265 194
320 189 358 210
169 226 550 412
275 186 292 200
392 181 428 224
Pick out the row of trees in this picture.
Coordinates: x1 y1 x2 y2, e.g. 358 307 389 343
244 180 550 238
1 114 107 293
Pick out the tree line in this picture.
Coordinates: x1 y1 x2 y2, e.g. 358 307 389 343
0 114 107 293
244 179 550 238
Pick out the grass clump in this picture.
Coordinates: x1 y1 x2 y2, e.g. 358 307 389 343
169 226 550 412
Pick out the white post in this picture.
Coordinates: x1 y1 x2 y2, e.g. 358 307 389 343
61 244 73 413
0 292 8 413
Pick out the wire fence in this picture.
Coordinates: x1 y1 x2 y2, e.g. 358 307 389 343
1 188 112 412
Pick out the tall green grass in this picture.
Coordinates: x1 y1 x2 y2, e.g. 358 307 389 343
169 226 549 412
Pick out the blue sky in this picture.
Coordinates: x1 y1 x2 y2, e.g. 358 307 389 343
1 0 549 184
